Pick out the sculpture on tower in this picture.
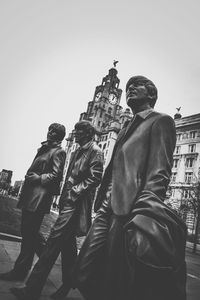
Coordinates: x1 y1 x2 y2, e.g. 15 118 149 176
113 60 119 68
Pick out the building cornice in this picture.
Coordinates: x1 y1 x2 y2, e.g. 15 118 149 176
175 113 200 128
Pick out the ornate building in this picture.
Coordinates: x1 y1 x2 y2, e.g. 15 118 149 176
64 64 132 176
168 112 200 233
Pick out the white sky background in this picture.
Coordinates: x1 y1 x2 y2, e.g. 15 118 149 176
0 0 200 183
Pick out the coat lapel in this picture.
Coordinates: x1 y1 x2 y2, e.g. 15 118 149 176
102 111 155 180
116 114 143 147
120 110 156 146
103 115 144 173
66 148 80 178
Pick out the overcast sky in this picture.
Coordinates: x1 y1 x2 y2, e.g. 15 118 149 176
1 0 200 183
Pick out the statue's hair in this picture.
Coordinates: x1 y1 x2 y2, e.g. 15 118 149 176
74 120 96 137
48 123 66 141
126 75 158 107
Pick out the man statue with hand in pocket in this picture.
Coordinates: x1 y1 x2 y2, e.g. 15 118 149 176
0 123 66 282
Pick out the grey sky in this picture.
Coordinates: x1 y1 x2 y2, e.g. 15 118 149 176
0 0 200 183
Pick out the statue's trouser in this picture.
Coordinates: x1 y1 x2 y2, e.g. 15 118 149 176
14 208 46 277
25 200 79 299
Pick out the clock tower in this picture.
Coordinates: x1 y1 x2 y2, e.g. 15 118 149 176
94 67 121 106
79 64 122 132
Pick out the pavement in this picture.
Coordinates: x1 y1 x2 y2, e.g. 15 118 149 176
0 237 200 300
0 238 84 300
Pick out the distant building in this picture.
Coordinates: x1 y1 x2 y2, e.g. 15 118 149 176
168 112 200 232
13 180 24 197
0 169 13 193
0 169 12 183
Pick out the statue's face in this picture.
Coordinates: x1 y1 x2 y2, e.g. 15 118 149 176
74 127 91 145
47 127 59 142
74 128 84 144
126 81 149 107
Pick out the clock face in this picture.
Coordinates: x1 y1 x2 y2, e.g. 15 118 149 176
108 93 117 105
95 92 102 102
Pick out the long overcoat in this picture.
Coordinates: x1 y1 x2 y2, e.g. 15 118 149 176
62 141 104 236
94 110 187 300
17 141 66 213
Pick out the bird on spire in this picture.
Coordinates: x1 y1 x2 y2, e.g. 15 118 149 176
113 60 119 67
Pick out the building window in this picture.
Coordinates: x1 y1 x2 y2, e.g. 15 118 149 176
172 189 175 197
188 144 196 153
174 146 180 154
107 141 110 147
108 107 112 114
176 133 182 141
182 133 188 139
186 157 194 168
185 172 193 183
171 172 177 183
100 110 103 118
189 131 197 139
183 189 190 199
173 159 179 168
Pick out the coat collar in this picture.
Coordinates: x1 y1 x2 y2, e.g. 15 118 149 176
136 108 154 119
37 141 62 154
78 140 94 151
41 140 62 148
118 108 154 146
125 108 154 133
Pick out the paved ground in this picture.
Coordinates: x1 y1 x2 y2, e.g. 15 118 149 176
0 238 200 300
185 244 200 300
0 239 84 300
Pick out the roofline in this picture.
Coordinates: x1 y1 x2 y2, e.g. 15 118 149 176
175 113 200 128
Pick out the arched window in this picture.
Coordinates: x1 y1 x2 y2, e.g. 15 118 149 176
108 107 112 114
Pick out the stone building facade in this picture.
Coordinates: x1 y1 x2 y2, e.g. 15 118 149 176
168 112 200 232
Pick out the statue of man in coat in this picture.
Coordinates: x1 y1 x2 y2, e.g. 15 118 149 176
70 76 187 300
10 120 104 300
0 123 66 281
